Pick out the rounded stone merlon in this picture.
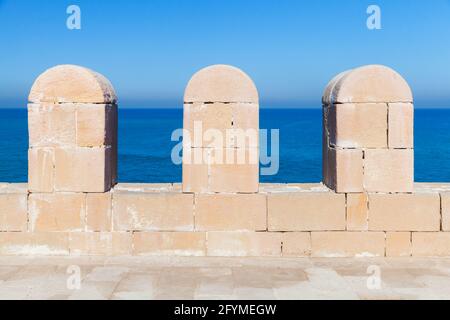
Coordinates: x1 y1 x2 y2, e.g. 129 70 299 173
184 64 258 103
322 65 413 104
29 65 117 104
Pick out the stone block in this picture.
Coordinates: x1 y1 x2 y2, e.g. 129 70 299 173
28 193 85 232
281 232 311 257
268 191 345 231
441 192 450 231
0 232 69 255
346 193 368 231
368 193 440 231
132 232 206 256
28 147 54 193
194 194 266 231
363 149 413 193
412 232 450 257
76 104 116 147
86 192 112 232
113 191 194 231
0 194 28 232
324 148 364 193
386 232 411 257
69 232 131 255
311 232 385 257
388 103 413 148
207 232 282 256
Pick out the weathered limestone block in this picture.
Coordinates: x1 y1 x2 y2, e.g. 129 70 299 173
28 193 85 232
0 232 69 255
330 103 388 148
281 232 311 257
311 232 385 257
113 191 194 231
28 65 117 193
346 193 368 231
386 232 411 257
183 65 259 193
194 194 266 231
132 232 206 256
54 147 113 192
268 189 346 231
69 232 131 255
86 193 112 232
441 192 450 231
207 232 282 257
388 103 414 148
0 194 28 232
368 193 440 231
412 232 450 257
323 65 413 193
363 149 414 193
28 147 54 193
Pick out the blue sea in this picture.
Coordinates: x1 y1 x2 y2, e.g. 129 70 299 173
0 108 449 183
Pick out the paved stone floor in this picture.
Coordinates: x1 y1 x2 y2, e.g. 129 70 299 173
1 256 450 299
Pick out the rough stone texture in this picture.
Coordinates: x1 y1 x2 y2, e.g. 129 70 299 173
182 162 209 193
346 193 368 231
0 232 69 255
412 232 450 256
368 193 440 231
28 148 54 193
28 103 76 147
28 193 85 232
325 148 364 193
323 65 413 104
331 103 388 148
311 232 386 257
388 103 414 148
0 194 28 232
76 104 116 147
281 232 311 257
86 193 112 232
113 191 194 231
440 192 450 231
268 191 345 231
363 149 414 193
133 232 206 256
69 232 131 255
184 65 258 103
207 232 282 257
386 232 411 257
195 194 266 231
29 65 116 104
54 147 113 192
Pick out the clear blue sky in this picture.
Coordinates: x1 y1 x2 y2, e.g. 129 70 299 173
0 0 449 108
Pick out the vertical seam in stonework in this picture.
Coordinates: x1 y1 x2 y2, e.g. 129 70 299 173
344 193 348 231
439 193 443 231
386 103 390 148
366 193 370 231
384 231 387 257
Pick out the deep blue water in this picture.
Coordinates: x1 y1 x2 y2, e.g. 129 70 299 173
0 108 449 183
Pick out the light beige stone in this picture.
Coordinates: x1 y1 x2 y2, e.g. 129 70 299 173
69 232 131 255
195 194 266 231
0 232 69 255
28 193 85 232
86 193 112 232
363 149 413 193
184 65 258 103
133 232 206 256
441 192 450 231
368 193 440 231
0 194 28 232
386 232 411 257
331 103 388 148
76 104 116 147
323 65 413 104
412 232 450 257
282 232 311 257
28 147 54 193
388 103 413 148
54 147 113 192
29 65 116 104
311 232 385 257
324 148 364 193
113 191 194 231
268 191 345 231
209 158 259 193
346 193 368 231
28 103 76 147
207 232 282 256
182 162 209 193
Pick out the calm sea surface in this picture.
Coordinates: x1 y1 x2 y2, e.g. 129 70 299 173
0 108 449 183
